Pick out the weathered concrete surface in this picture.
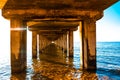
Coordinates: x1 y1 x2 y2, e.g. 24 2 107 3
80 19 96 70
62 33 67 53
2 0 118 19
11 17 27 73
38 31 65 41
29 22 78 41
2 9 103 21
2 0 118 10
69 30 74 57
32 31 37 58
28 22 79 31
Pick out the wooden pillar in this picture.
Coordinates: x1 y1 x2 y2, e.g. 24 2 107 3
10 18 27 73
69 30 74 57
32 31 37 58
80 19 96 70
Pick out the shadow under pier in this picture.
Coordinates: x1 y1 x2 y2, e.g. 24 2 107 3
32 43 98 79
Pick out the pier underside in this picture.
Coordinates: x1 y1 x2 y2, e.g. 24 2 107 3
1 0 118 74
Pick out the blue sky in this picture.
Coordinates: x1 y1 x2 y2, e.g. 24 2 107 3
96 1 120 42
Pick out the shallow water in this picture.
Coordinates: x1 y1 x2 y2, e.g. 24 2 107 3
0 42 120 80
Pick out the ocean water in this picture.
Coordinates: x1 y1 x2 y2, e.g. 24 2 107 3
96 42 120 79
0 42 120 80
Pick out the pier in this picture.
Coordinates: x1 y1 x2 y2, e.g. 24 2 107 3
0 0 118 74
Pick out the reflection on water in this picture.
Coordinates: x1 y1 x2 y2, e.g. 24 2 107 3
31 59 98 80
1 42 120 80
32 43 82 79
7 43 98 80
30 44 98 80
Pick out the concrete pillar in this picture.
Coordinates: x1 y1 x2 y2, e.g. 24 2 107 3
10 18 27 73
39 35 42 52
79 22 83 68
61 35 64 53
32 31 37 58
60 36 63 49
63 33 67 53
58 38 60 48
67 31 69 57
80 19 96 70
69 30 74 57
37 34 39 54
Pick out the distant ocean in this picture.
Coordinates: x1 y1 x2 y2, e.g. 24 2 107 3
96 42 120 79
74 42 120 79
0 42 120 79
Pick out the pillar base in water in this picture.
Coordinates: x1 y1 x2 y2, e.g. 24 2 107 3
11 18 27 73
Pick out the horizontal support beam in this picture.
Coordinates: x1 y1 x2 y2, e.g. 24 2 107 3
3 0 117 11
2 9 103 20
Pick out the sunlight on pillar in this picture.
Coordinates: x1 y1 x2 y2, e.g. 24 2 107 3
37 34 39 53
67 31 69 57
79 22 83 68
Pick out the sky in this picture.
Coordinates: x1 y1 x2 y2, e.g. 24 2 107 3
96 1 120 42
0 1 120 46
